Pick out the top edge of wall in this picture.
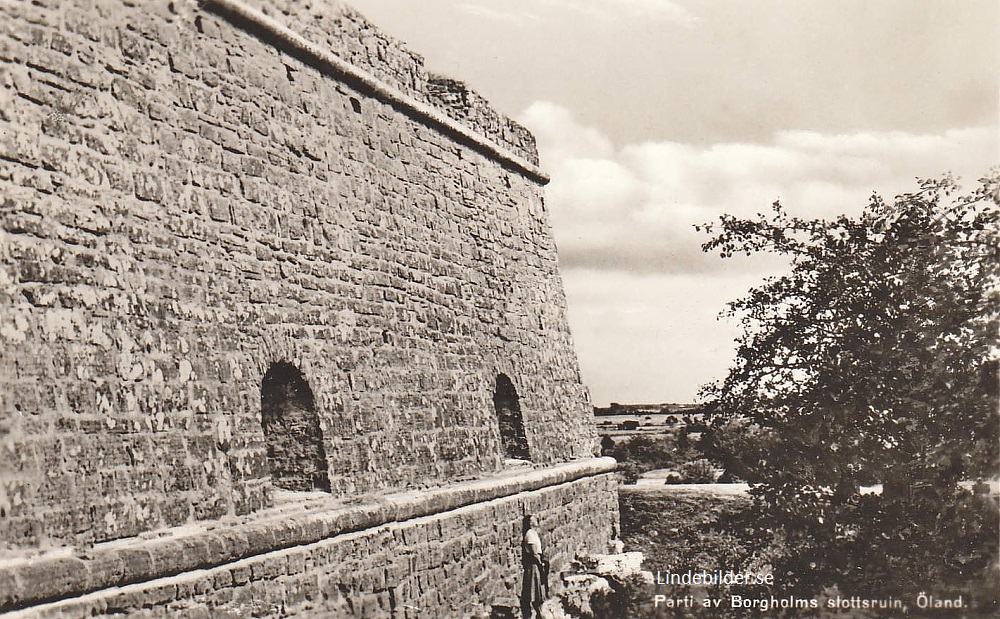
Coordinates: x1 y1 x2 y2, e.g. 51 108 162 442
202 0 549 184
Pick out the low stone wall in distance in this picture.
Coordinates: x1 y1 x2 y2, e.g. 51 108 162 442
2 459 619 619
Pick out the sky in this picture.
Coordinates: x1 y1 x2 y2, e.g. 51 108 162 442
348 0 999 405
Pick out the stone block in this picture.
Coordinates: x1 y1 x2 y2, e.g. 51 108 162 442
14 557 88 603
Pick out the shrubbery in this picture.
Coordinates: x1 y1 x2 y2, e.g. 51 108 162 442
604 435 687 484
603 174 999 618
604 434 726 484
697 174 999 610
678 459 717 483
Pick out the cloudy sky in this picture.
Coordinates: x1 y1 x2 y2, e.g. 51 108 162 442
349 0 998 405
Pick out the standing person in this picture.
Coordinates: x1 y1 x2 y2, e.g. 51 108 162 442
520 515 547 619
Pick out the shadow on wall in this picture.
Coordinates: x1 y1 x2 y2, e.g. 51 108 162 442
261 362 331 492
495 373 530 461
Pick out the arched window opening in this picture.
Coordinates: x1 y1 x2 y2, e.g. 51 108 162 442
494 374 530 460
260 362 331 492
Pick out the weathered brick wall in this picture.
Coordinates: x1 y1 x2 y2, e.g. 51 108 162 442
0 0 595 551
3 466 619 619
426 75 540 165
248 0 540 164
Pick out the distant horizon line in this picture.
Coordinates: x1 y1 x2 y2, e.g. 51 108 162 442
593 402 702 410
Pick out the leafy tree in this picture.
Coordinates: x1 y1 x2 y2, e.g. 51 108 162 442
697 173 999 608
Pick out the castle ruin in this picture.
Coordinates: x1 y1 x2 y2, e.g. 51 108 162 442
0 0 618 616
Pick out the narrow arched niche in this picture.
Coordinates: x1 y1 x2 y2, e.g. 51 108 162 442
493 373 530 460
260 362 331 492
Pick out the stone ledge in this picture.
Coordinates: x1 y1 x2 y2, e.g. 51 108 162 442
0 458 615 613
201 0 550 185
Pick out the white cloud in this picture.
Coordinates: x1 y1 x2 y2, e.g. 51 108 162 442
518 101 614 160
518 101 996 403
518 100 997 275
519 103 998 404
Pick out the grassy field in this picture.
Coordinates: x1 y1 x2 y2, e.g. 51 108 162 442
591 486 772 618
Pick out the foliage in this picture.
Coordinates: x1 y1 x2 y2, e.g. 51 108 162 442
605 435 696 484
620 490 763 573
696 173 1000 606
586 573 660 619
614 490 777 618
679 459 718 483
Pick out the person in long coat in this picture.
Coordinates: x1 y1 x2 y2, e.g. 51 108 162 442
520 515 547 619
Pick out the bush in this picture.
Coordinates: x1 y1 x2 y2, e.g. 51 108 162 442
605 435 716 484
680 459 717 483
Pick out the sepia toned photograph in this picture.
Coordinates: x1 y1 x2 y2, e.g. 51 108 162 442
0 0 996 617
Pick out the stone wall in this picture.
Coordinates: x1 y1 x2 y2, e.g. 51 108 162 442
1 463 620 618
0 0 597 553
